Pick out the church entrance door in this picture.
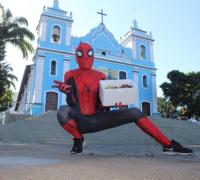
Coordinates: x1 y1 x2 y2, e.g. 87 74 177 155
45 92 58 112
142 102 151 116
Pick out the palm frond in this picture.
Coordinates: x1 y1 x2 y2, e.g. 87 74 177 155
13 17 28 26
8 39 34 58
6 26 35 41
0 4 35 59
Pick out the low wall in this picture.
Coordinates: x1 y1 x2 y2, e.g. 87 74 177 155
5 112 33 123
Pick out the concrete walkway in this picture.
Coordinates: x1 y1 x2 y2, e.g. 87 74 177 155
0 143 200 180
0 113 200 179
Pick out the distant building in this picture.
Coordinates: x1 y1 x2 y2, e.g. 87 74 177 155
16 0 158 116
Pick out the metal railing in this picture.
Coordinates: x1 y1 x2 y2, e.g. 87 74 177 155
0 102 43 125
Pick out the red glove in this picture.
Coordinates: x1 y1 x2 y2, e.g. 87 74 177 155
52 80 71 93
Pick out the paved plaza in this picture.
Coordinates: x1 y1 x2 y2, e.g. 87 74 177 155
0 112 200 179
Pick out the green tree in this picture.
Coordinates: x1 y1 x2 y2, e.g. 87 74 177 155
160 70 200 119
157 97 176 118
0 62 17 97
0 4 35 112
0 89 13 111
0 4 35 60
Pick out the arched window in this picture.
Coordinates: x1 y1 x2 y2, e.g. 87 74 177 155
140 45 146 60
143 75 148 88
52 25 60 43
50 60 57 75
119 71 126 79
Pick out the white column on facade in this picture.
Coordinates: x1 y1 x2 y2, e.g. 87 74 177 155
27 67 35 114
149 42 154 63
63 60 70 76
62 60 70 105
132 37 137 59
65 25 72 46
20 90 26 114
133 69 139 108
40 19 47 41
28 67 34 108
30 64 37 115
33 57 44 103
26 73 31 113
151 73 158 113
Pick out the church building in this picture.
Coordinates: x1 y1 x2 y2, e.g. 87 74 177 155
15 0 158 116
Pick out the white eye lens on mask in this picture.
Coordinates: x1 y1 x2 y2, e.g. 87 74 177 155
77 51 83 57
88 50 94 57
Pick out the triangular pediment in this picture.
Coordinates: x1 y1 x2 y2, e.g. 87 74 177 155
72 23 124 54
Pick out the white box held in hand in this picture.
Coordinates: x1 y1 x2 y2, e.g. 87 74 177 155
99 79 138 106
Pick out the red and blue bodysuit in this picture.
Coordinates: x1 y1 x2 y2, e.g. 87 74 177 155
53 42 192 155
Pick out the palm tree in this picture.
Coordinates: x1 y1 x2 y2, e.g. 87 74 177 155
0 4 34 111
0 4 35 61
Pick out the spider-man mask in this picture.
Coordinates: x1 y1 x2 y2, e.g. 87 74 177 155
75 43 94 70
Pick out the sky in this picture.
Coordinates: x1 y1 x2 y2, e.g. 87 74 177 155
1 0 200 97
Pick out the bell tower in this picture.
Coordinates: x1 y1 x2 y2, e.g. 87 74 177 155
36 0 73 49
120 20 154 62
120 20 158 114
31 0 73 114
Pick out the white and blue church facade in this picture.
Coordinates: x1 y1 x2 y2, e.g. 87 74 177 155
16 0 158 116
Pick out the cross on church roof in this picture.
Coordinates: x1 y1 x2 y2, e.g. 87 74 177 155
97 9 107 24
53 0 59 9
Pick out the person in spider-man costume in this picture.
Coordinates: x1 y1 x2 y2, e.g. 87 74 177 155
53 42 192 155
